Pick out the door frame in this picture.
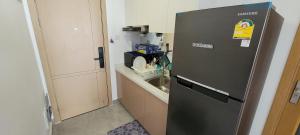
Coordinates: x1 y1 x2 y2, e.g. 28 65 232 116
27 0 112 123
263 25 300 135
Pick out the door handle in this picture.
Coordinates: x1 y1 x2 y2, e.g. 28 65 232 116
290 80 300 104
176 76 230 103
94 47 105 68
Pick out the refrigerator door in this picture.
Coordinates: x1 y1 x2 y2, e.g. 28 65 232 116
172 2 271 100
167 78 242 135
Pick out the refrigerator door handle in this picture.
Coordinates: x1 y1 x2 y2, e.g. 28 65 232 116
177 75 229 96
176 76 230 103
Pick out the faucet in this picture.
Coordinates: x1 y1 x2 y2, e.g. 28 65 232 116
158 52 171 86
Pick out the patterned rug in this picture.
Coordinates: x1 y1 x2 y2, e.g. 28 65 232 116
107 120 150 135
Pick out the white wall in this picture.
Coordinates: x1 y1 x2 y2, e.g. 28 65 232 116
0 0 50 135
198 0 300 135
250 0 300 134
106 0 171 101
106 0 140 100
106 0 176 101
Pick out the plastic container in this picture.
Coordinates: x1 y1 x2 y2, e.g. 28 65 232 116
134 44 160 54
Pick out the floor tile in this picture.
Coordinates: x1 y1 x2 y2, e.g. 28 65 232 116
53 102 134 135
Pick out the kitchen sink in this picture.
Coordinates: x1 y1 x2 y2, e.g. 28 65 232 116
147 76 170 94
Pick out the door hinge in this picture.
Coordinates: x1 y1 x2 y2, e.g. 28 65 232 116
290 80 300 104
45 94 52 122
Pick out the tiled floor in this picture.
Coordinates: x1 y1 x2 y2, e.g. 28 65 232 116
52 102 134 135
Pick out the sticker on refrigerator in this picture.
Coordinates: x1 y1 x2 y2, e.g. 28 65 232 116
240 39 251 47
233 19 255 40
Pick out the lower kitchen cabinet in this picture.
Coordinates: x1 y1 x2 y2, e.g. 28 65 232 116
116 72 168 135
142 91 168 135
117 72 145 122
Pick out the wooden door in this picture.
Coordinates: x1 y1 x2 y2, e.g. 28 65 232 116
34 0 108 120
263 25 300 135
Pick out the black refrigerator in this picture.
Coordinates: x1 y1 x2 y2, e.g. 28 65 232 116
167 2 283 135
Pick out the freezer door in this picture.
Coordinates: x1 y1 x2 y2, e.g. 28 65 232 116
167 78 242 135
172 3 271 100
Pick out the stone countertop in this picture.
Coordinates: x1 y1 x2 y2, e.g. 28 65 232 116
115 64 169 104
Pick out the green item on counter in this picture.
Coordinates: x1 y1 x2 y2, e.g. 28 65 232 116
167 63 173 71
155 64 162 75
159 55 170 67
156 64 162 70
137 50 146 54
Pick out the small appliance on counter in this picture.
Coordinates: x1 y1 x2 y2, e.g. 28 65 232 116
124 51 164 69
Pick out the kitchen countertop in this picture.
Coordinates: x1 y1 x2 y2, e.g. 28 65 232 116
115 64 169 104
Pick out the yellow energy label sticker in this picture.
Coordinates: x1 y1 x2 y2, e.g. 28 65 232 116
233 19 255 39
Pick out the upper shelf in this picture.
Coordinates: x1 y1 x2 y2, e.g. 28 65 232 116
125 0 200 33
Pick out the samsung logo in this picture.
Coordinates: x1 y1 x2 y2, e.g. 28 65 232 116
192 43 214 49
238 11 258 16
